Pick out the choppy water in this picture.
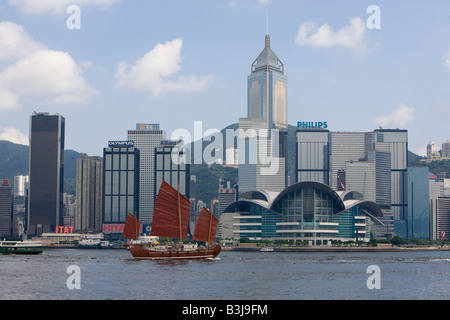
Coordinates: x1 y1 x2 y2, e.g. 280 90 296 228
1 248 450 300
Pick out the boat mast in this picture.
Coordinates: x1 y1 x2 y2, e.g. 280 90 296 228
135 211 138 240
208 212 213 246
178 184 182 246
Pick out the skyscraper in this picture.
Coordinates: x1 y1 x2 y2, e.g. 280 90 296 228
442 140 450 158
75 154 103 232
296 129 330 184
239 32 287 194
127 123 165 224
0 179 13 237
154 140 190 201
247 34 287 132
102 141 140 238
28 112 65 236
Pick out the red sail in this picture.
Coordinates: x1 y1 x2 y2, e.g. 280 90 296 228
151 180 191 240
193 207 218 243
123 213 140 240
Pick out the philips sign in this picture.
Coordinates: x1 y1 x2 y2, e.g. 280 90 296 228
297 121 328 129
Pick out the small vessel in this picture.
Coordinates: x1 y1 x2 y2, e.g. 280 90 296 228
124 180 221 260
0 240 43 255
78 238 102 249
260 247 274 252
100 240 113 248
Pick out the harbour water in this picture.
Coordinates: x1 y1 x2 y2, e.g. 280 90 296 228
1 248 450 300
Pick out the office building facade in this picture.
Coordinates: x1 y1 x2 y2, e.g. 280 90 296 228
0 179 13 237
238 33 287 194
103 141 140 238
154 140 190 201
431 197 450 240
394 167 430 239
127 123 165 224
296 129 330 184
442 140 450 158
13 175 28 198
295 128 406 239
75 154 103 233
218 180 236 220
28 112 65 236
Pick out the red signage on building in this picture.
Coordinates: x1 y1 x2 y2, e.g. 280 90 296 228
103 224 143 234
56 226 74 234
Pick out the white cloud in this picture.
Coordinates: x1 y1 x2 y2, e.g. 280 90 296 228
295 17 367 54
8 0 120 15
0 50 98 103
0 89 20 111
445 50 450 70
373 104 415 128
0 127 28 145
0 21 45 60
257 0 272 6
115 38 214 97
0 21 98 110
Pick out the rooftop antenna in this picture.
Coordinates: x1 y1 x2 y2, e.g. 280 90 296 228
265 6 270 47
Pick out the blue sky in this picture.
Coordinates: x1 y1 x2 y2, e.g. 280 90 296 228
0 0 450 157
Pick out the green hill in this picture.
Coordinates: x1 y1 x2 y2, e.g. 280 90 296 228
0 140 80 194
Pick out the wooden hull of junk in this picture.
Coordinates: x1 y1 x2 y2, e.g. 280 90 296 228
128 243 222 260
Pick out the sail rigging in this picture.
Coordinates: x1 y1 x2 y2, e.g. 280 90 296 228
193 207 218 243
151 180 191 240
123 213 140 240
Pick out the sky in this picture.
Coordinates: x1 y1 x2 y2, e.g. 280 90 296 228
0 0 450 157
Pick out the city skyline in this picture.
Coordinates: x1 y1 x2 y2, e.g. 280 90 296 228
1 1 450 157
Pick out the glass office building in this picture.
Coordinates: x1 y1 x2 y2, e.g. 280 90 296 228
154 140 190 201
0 179 13 237
239 33 287 194
248 35 287 132
102 141 139 237
296 129 330 185
296 128 406 239
406 167 430 239
28 112 65 236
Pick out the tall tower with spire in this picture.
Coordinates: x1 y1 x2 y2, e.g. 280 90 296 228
238 17 288 194
247 23 287 133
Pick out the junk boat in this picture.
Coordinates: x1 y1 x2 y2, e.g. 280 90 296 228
124 180 221 260
0 240 43 255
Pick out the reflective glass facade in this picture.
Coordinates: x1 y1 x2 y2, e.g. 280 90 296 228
296 129 329 184
154 142 190 202
28 113 65 236
103 145 140 224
